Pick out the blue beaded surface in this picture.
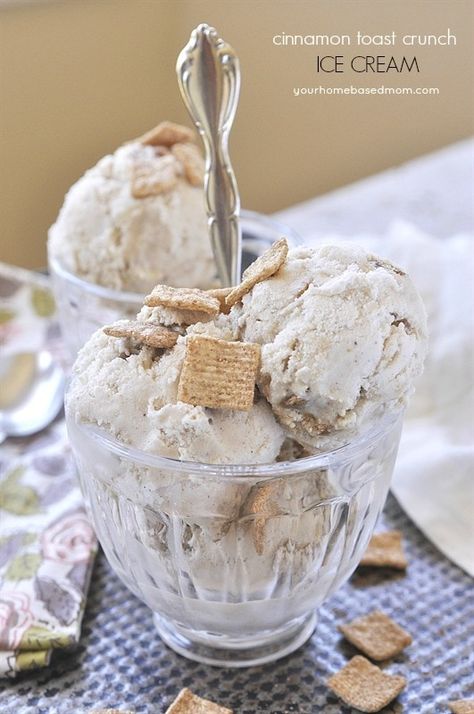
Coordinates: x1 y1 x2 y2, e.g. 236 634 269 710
1 495 473 714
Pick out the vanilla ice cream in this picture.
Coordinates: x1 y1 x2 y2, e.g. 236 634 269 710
48 123 217 292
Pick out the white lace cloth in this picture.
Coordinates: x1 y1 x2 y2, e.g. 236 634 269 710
277 141 474 577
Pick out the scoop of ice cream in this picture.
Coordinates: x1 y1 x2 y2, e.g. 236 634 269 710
48 127 216 292
67 241 427 461
66 325 285 465
231 244 428 448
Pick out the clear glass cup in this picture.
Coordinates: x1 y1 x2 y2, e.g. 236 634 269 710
66 408 403 668
48 210 299 358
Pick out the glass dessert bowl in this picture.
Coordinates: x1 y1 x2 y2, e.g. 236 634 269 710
65 237 427 667
49 210 299 358
66 408 403 668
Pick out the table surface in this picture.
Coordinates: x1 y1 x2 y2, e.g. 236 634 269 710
1 495 473 714
1 141 473 714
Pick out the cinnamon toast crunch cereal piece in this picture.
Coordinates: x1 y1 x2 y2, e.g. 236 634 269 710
165 688 233 713
449 701 474 714
339 610 412 661
241 483 282 555
359 530 408 570
103 321 178 349
327 656 406 712
171 142 205 186
138 121 195 147
144 285 220 315
206 287 233 314
225 238 288 307
131 156 178 198
177 335 260 411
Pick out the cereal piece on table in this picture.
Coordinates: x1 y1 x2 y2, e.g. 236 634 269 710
206 287 233 314
339 610 412 660
131 157 179 198
172 142 205 186
144 285 220 315
225 238 289 307
327 655 406 713
165 687 233 713
449 702 474 714
138 121 195 147
359 530 408 570
177 335 260 411
103 321 179 349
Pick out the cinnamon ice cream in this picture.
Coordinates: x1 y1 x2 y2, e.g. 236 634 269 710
48 122 217 293
67 324 285 465
231 244 428 449
67 241 427 459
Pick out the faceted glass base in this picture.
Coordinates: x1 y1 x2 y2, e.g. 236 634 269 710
153 610 317 668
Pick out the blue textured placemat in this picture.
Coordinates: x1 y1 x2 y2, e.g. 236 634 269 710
1 494 473 714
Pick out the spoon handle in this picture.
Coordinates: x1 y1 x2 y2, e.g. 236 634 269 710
176 23 242 287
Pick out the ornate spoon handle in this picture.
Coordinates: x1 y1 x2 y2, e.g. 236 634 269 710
176 23 242 287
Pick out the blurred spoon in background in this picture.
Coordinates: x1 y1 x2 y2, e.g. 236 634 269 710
0 351 65 444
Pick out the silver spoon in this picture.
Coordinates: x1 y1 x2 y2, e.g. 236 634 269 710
0 351 65 444
177 23 242 287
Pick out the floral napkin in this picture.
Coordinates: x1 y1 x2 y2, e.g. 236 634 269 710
0 262 97 677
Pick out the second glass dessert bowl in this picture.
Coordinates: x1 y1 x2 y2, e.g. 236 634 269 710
49 210 299 358
66 407 403 668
